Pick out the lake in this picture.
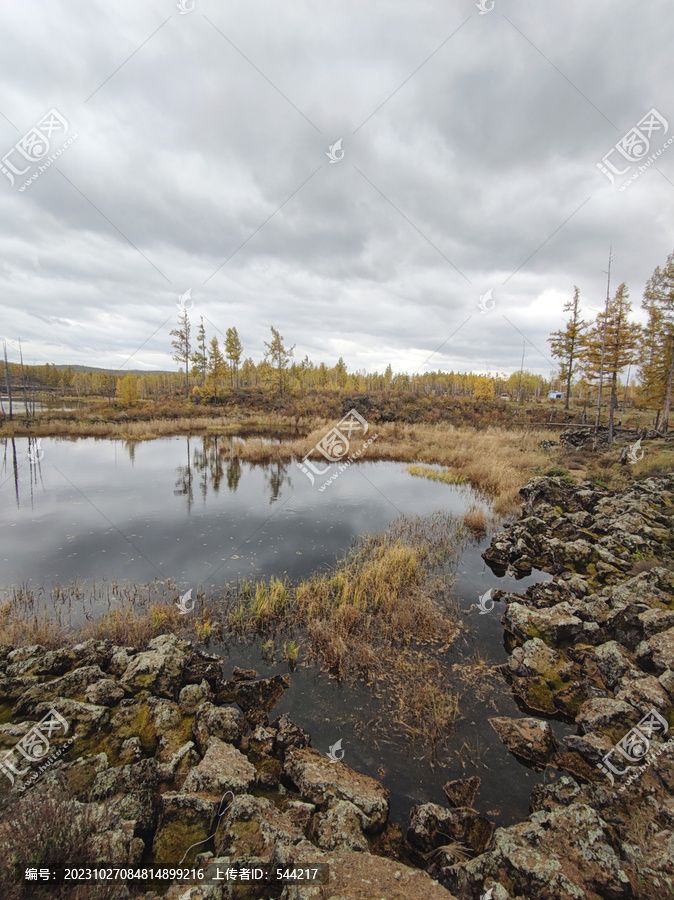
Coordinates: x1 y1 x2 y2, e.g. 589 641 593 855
0 434 560 829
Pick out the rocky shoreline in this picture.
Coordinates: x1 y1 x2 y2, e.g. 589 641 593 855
0 473 673 899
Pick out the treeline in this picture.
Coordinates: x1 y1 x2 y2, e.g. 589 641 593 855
2 250 672 429
548 249 674 433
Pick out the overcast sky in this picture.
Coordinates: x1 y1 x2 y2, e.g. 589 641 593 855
1 0 672 379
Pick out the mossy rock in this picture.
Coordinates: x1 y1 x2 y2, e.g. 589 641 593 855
255 757 282 777
552 682 588 718
225 818 266 857
0 702 14 725
68 732 112 762
525 624 543 641
524 679 556 715
113 703 158 756
63 756 104 798
153 819 211 867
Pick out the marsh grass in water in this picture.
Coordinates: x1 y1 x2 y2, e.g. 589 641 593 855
226 512 467 673
0 513 490 756
224 512 469 754
407 464 469 486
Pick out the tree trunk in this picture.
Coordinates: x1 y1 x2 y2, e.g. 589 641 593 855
565 352 573 410
661 339 674 433
3 342 12 421
608 372 618 443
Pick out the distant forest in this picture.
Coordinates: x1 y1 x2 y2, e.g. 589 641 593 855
3 250 673 430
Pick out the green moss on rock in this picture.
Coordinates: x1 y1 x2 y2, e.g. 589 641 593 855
153 820 210 867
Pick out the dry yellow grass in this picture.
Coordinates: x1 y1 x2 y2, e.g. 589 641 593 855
227 424 549 515
0 585 204 649
462 506 489 536
1 415 311 440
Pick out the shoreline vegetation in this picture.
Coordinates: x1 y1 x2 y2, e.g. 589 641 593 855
4 414 555 515
0 513 481 756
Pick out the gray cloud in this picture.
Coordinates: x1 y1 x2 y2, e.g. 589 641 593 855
1 0 673 377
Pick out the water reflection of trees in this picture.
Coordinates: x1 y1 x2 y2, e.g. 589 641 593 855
177 436 245 506
192 435 226 501
1 437 43 509
262 460 291 503
173 436 292 510
174 436 194 512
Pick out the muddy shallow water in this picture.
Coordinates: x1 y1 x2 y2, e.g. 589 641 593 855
0 434 562 828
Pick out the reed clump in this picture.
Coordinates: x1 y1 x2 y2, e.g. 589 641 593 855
462 505 489 537
226 512 466 675
222 513 467 754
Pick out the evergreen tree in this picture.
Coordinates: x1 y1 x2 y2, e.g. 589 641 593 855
548 286 587 409
225 327 243 388
170 309 191 397
263 327 295 398
641 251 674 432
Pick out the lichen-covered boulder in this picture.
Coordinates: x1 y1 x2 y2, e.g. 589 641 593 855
284 747 389 833
407 802 494 856
192 702 243 755
152 791 220 866
439 802 636 900
214 793 303 858
119 634 190 699
308 799 370 852
180 736 255 797
489 716 558 768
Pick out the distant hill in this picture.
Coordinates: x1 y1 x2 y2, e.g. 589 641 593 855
53 364 174 375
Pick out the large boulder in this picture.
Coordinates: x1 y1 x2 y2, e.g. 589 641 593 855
11 665 109 715
152 791 220 866
407 803 494 856
214 793 303 858
308 799 370 852
489 717 558 768
32 698 110 738
272 712 311 753
439 802 636 900
192 702 244 754
230 674 291 724
637 627 674 675
180 736 255 797
576 698 640 741
504 603 583 645
284 747 389 833
119 634 190 699
87 758 159 836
